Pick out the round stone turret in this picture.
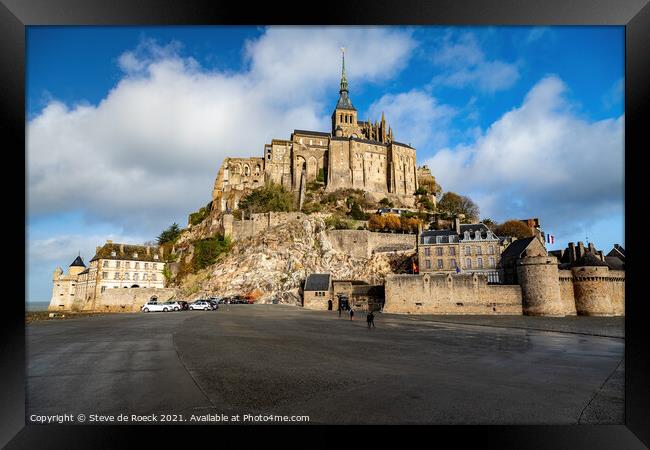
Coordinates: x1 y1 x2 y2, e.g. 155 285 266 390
516 255 576 316
571 253 612 316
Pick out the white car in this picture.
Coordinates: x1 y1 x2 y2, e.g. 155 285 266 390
162 301 183 311
141 301 171 312
189 300 212 311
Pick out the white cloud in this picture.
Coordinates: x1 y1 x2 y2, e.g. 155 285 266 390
366 89 457 149
27 27 417 235
425 75 624 240
430 32 520 93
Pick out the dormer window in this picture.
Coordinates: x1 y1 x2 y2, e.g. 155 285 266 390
154 254 159 260
111 251 116 257
464 231 470 240
133 252 138 258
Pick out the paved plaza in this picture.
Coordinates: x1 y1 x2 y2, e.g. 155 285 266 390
26 305 624 424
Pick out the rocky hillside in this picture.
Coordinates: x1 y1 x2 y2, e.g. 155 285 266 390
176 214 413 304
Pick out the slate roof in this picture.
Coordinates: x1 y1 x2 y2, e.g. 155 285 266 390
607 245 625 260
335 91 356 110
90 243 163 263
304 273 331 292
78 268 90 275
573 252 609 267
605 256 625 270
70 256 86 267
293 130 331 137
499 237 537 259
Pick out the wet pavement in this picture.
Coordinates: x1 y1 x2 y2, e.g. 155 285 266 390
26 305 624 424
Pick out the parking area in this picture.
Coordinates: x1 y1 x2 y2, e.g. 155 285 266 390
26 305 624 424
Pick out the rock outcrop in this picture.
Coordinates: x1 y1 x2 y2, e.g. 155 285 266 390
178 215 410 304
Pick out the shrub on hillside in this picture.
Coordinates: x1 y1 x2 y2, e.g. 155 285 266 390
237 183 294 214
192 235 232 271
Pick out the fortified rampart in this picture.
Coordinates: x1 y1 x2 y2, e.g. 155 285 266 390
383 273 523 315
516 255 576 316
326 229 416 259
86 288 177 312
382 259 624 316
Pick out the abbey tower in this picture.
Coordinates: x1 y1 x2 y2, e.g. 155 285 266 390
212 50 419 213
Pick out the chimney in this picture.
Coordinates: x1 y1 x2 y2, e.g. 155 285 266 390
146 246 151 255
454 217 461 235
120 244 124 253
568 242 576 263
106 239 113 244
598 250 605 262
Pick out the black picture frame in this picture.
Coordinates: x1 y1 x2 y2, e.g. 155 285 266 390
4 0 648 447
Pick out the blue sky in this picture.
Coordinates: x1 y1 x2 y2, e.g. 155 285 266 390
26 26 624 302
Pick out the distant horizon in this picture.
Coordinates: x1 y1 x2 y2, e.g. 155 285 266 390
27 26 624 302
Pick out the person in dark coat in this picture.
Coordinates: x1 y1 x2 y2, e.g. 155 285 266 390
349 307 354 321
367 311 375 329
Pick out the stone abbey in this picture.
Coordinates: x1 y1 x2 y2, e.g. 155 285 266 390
212 50 418 212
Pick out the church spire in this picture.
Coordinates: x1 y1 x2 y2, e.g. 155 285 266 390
340 47 348 93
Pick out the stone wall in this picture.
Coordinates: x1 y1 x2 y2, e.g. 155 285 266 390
303 291 331 310
572 265 613 316
88 288 177 312
516 256 576 316
384 273 522 315
221 212 308 241
326 229 416 259
558 269 575 307
608 270 625 315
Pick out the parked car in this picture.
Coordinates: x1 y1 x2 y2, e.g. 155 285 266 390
141 301 171 313
163 301 183 311
189 300 213 311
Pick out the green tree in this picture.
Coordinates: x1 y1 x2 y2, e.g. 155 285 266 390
156 223 182 245
348 202 367 220
494 220 534 239
481 218 497 230
192 235 232 271
237 183 294 214
438 192 479 222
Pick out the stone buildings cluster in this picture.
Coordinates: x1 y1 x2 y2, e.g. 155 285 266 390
303 222 626 317
212 51 419 213
49 240 174 312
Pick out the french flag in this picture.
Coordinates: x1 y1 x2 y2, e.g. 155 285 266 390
546 233 555 245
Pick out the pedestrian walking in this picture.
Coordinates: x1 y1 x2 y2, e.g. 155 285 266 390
349 307 354 321
338 305 342 318
367 311 375 329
